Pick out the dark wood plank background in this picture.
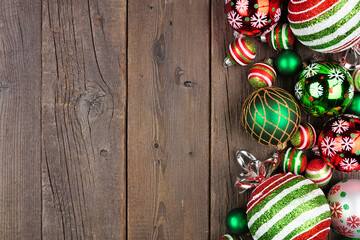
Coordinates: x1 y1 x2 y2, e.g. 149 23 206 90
0 0 358 239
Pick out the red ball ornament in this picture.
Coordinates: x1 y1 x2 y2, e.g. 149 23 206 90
224 0 282 36
318 115 360 172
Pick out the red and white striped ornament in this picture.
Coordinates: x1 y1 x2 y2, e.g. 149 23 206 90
290 122 317 150
264 23 295 50
353 68 360 92
305 158 333 187
248 60 276 89
224 37 256 67
220 234 240 240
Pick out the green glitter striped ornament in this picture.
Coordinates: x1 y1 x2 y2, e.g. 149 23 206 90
248 60 276 89
288 0 360 53
247 173 331 240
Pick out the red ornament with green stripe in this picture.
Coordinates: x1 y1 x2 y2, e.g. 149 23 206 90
264 23 295 50
288 0 360 53
247 173 331 240
248 59 276 89
353 68 360 92
224 37 256 67
305 158 333 187
290 122 317 150
279 147 307 175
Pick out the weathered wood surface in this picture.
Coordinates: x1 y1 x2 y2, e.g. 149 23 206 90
127 0 210 239
0 0 42 239
0 0 358 239
41 0 127 239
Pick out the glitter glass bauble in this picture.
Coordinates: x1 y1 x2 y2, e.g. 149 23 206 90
305 158 333 187
247 173 331 240
224 0 281 36
248 60 276 88
288 0 360 53
294 62 354 117
242 87 301 149
220 234 240 240
290 122 317 150
225 37 256 67
328 179 360 238
318 115 360 172
226 208 249 235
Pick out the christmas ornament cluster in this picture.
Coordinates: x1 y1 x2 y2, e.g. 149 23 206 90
219 0 360 239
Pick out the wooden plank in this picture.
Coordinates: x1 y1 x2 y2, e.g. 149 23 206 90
41 0 127 238
0 0 42 238
210 2 360 240
127 0 210 239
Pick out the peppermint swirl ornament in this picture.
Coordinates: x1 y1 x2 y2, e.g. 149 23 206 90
248 60 276 88
290 122 317 150
224 37 256 67
295 62 354 117
328 179 360 238
318 115 360 172
247 173 331 240
224 0 282 36
288 0 360 53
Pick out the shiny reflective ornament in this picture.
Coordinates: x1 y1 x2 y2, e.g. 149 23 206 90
226 208 249 235
288 0 360 53
327 179 360 238
224 0 281 36
353 68 360 92
295 62 354 117
242 87 301 149
346 92 360 116
274 50 302 76
247 173 331 240
318 115 360 172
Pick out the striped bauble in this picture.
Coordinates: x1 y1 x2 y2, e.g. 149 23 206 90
279 147 307 175
353 68 360 92
248 60 276 89
290 122 317 150
227 37 256 66
220 234 239 240
305 158 333 187
247 173 331 240
265 23 295 50
288 0 360 53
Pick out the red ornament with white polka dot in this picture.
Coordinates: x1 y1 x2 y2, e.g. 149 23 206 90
327 179 360 238
224 0 281 36
318 115 360 172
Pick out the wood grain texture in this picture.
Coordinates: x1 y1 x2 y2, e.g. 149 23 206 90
127 0 210 239
210 1 360 240
0 0 42 239
41 0 126 239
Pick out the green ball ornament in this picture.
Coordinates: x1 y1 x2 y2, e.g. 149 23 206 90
242 87 301 150
346 92 360 116
294 61 354 117
226 208 248 235
274 50 302 76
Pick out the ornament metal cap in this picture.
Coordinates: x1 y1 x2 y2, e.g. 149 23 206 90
235 150 279 193
223 57 234 68
340 47 359 71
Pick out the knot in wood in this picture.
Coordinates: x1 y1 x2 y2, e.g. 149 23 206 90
152 35 165 62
